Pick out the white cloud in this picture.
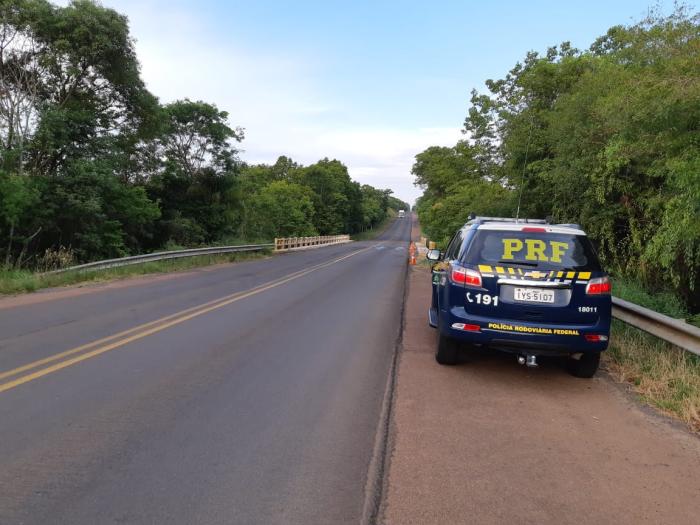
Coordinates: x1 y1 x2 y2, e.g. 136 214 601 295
104 1 463 203
287 126 463 203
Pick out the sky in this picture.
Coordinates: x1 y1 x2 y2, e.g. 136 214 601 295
93 0 692 204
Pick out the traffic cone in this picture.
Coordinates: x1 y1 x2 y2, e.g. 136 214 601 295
409 242 417 265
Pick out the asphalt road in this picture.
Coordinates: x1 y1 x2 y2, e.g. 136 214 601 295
0 217 411 525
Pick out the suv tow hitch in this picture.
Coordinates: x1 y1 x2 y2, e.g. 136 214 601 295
518 354 538 368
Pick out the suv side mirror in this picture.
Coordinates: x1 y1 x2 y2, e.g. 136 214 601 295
426 249 441 261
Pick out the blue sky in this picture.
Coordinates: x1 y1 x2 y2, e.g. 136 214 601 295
100 0 694 203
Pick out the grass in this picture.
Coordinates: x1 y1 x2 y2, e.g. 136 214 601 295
605 320 700 432
0 250 271 296
612 275 699 321
605 275 700 432
612 274 700 327
351 213 397 241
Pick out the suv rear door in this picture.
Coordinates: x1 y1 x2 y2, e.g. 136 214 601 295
461 227 607 326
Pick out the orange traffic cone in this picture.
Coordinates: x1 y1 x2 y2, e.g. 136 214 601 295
409 242 417 265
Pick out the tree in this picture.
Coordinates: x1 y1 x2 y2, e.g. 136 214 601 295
0 0 42 174
146 100 244 246
413 139 510 246
294 159 353 235
0 0 159 176
35 160 160 260
247 181 317 239
360 185 386 229
158 99 243 179
417 6 700 309
0 170 38 266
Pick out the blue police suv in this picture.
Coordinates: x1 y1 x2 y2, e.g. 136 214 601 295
427 216 611 377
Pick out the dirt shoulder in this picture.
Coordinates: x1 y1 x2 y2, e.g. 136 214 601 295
381 265 700 524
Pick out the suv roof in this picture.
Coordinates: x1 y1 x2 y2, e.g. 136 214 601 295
466 216 548 225
464 216 585 236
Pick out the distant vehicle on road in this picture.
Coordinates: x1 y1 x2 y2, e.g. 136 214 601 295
426 216 611 377
398 210 406 218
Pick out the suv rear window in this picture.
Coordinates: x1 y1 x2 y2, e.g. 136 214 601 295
462 230 602 271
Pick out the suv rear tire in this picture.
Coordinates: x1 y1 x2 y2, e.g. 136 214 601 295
435 327 459 365
567 352 600 378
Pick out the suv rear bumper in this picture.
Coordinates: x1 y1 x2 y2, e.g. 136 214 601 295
435 306 610 355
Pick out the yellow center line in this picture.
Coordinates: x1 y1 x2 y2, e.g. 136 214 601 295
0 256 345 381
0 245 374 394
0 247 370 381
0 293 248 381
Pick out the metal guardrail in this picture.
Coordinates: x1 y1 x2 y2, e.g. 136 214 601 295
274 235 350 251
612 297 700 356
44 244 275 274
45 235 352 275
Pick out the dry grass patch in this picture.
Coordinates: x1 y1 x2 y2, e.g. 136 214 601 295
604 320 700 432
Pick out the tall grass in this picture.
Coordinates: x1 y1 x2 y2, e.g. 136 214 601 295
605 320 700 432
612 275 700 327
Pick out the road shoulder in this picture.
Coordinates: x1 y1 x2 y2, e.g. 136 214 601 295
381 265 700 525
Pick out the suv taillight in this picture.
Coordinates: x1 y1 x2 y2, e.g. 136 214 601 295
450 265 482 287
586 276 611 295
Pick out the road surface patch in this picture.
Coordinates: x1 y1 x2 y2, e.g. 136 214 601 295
0 245 375 394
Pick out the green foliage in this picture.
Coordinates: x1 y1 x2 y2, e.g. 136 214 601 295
36 161 160 260
360 185 389 229
293 158 353 235
0 171 39 267
246 180 317 239
416 181 514 248
0 172 38 228
415 7 700 311
239 157 407 239
613 276 690 321
413 141 514 247
158 99 243 178
2 0 159 176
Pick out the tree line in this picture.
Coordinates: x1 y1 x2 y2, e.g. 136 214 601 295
414 7 699 310
0 0 407 270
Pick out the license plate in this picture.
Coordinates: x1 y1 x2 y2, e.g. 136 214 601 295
514 287 555 303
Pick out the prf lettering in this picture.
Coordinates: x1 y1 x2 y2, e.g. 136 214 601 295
501 238 570 263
